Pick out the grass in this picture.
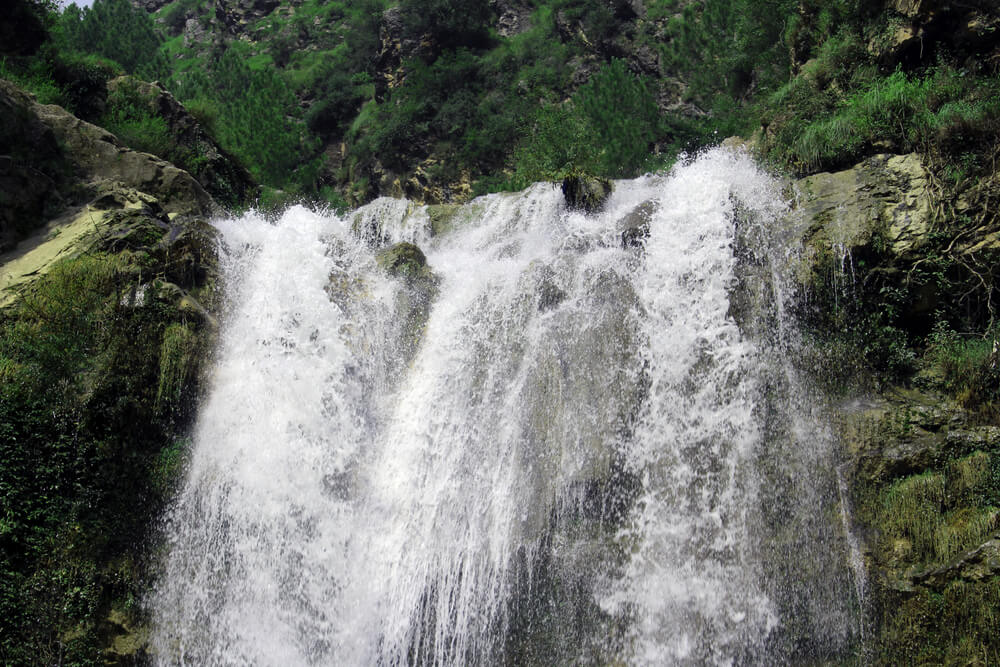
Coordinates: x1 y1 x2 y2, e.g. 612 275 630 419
871 449 999 568
924 323 1000 411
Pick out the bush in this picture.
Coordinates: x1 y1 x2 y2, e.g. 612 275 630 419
169 45 306 187
398 0 493 51
506 59 660 185
925 323 1000 409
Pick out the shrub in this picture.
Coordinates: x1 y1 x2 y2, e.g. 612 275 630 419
925 323 1000 409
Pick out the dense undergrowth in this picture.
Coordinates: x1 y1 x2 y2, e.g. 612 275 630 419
0 213 216 662
3 0 998 205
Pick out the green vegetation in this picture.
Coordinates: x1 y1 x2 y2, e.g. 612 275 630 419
3 0 998 204
853 432 1000 664
101 80 174 157
0 224 214 662
57 0 169 80
876 578 1000 665
167 45 308 187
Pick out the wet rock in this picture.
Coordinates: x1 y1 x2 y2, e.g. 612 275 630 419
843 393 1000 484
376 242 438 363
619 200 657 248
790 153 933 283
562 173 613 213
533 263 567 312
911 536 1000 590
376 242 432 280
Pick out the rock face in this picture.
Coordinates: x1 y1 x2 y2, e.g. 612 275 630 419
0 81 73 253
106 77 257 207
0 78 219 314
871 0 1000 67
793 153 933 260
0 79 214 252
840 389 1000 591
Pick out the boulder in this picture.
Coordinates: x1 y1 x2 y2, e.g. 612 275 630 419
32 99 213 217
376 242 433 280
562 172 613 213
619 200 657 248
376 242 439 363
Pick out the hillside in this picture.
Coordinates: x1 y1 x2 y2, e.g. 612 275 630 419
6 0 997 205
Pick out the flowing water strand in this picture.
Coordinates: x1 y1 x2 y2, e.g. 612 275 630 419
150 148 859 665
599 151 785 665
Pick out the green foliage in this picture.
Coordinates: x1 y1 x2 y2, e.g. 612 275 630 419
0 53 65 105
158 0 202 37
656 0 798 109
156 323 197 412
56 0 169 80
876 578 1000 665
924 323 1000 410
399 0 493 50
0 246 209 662
347 47 532 177
571 59 660 177
876 472 1000 565
766 58 1000 173
501 59 661 187
169 45 306 188
101 81 173 158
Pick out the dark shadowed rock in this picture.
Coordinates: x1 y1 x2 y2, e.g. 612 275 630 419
619 200 657 248
562 173 613 213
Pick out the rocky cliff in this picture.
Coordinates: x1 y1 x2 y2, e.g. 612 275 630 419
0 79 221 664
786 148 1000 663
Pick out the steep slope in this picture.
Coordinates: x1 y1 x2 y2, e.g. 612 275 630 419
0 79 221 664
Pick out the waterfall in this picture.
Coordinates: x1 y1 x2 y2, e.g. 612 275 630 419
149 148 861 665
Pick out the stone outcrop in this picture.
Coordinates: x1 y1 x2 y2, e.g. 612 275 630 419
107 76 257 206
871 0 1000 68
375 241 439 364
0 78 222 302
792 153 933 262
0 79 215 256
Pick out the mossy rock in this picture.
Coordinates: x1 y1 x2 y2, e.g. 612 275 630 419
376 241 434 281
562 172 613 213
374 242 439 364
426 203 462 236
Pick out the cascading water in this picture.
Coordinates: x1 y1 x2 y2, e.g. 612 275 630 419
149 148 862 665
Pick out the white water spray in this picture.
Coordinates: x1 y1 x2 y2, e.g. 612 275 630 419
150 149 860 665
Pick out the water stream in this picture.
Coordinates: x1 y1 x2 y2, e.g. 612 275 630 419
150 149 862 665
